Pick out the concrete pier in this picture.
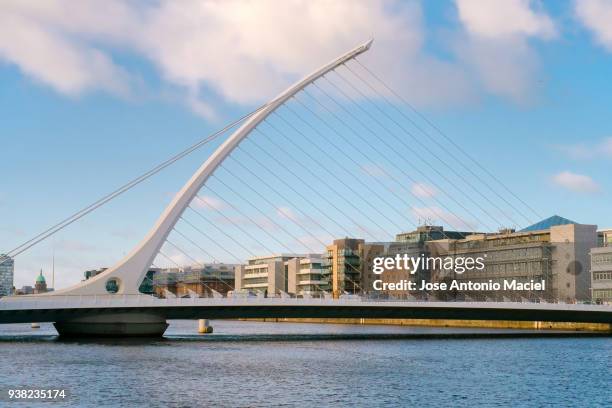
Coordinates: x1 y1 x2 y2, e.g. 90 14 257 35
53 312 169 337
198 319 213 334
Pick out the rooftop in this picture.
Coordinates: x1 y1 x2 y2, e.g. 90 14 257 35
519 215 577 232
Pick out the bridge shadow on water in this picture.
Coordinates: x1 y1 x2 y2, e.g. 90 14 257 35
0 331 609 346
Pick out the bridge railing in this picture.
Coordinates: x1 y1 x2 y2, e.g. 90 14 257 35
1 293 610 312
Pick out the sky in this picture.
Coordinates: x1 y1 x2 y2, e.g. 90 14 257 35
1 0 612 289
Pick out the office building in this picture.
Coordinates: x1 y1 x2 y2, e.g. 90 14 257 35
235 254 312 296
363 226 479 298
395 225 476 243
285 255 326 296
83 268 107 280
361 240 426 298
597 228 612 247
325 238 364 297
0 255 14 296
153 264 236 298
591 229 612 304
429 216 597 302
14 286 33 295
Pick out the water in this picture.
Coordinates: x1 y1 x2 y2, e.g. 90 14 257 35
0 321 610 407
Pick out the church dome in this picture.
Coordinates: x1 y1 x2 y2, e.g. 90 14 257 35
36 271 46 284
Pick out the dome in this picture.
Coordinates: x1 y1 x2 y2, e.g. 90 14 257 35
36 271 46 284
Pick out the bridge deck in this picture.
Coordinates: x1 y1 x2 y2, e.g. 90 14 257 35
1 296 610 325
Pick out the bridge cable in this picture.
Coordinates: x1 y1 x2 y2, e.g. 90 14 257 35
260 122 387 241
199 187 312 253
177 216 246 264
353 58 542 221
315 78 499 233
0 103 270 265
273 108 406 234
221 146 368 292
282 96 474 238
238 138 356 238
295 89 486 236
193 194 282 255
156 248 221 296
333 68 525 229
344 59 537 224
212 164 366 292
163 239 234 293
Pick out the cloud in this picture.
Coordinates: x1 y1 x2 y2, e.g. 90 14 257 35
0 0 568 120
555 137 612 160
0 3 133 97
411 206 476 231
551 171 600 193
276 206 298 221
0 0 546 119
575 0 612 51
193 195 226 211
456 0 555 39
453 0 556 103
359 163 388 178
410 182 437 198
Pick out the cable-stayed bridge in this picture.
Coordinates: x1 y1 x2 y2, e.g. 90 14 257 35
0 39 610 336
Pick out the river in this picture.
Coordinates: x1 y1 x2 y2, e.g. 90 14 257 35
0 321 610 407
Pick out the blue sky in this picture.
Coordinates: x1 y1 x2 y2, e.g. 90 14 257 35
1 0 612 288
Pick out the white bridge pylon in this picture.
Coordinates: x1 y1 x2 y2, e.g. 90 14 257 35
46 39 373 296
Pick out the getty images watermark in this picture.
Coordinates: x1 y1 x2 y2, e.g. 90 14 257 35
371 254 547 292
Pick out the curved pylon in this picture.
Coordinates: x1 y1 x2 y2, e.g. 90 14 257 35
48 39 374 295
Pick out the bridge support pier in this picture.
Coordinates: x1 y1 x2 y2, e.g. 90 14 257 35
53 312 168 337
198 319 213 334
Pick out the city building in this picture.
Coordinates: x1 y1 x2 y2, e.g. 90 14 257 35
34 269 48 294
235 254 312 296
0 255 14 296
325 238 364 297
154 264 236 298
429 216 597 302
83 267 155 294
14 286 33 295
591 229 612 304
83 268 108 280
360 240 426 299
152 268 178 297
597 228 612 247
367 225 481 299
395 225 477 243
285 255 326 297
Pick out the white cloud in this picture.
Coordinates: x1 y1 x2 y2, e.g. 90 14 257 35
453 0 555 103
456 0 555 39
552 171 600 193
411 182 437 198
276 206 298 221
555 137 612 159
575 0 612 51
0 0 490 118
0 0 562 117
0 3 133 97
360 163 387 178
194 195 226 211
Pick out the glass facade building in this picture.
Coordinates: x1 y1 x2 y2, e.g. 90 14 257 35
0 255 14 296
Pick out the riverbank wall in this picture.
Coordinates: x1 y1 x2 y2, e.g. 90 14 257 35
241 318 612 332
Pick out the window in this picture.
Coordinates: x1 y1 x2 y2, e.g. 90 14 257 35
106 278 120 294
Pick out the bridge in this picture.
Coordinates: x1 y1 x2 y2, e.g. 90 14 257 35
1 295 610 336
1 38 611 337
